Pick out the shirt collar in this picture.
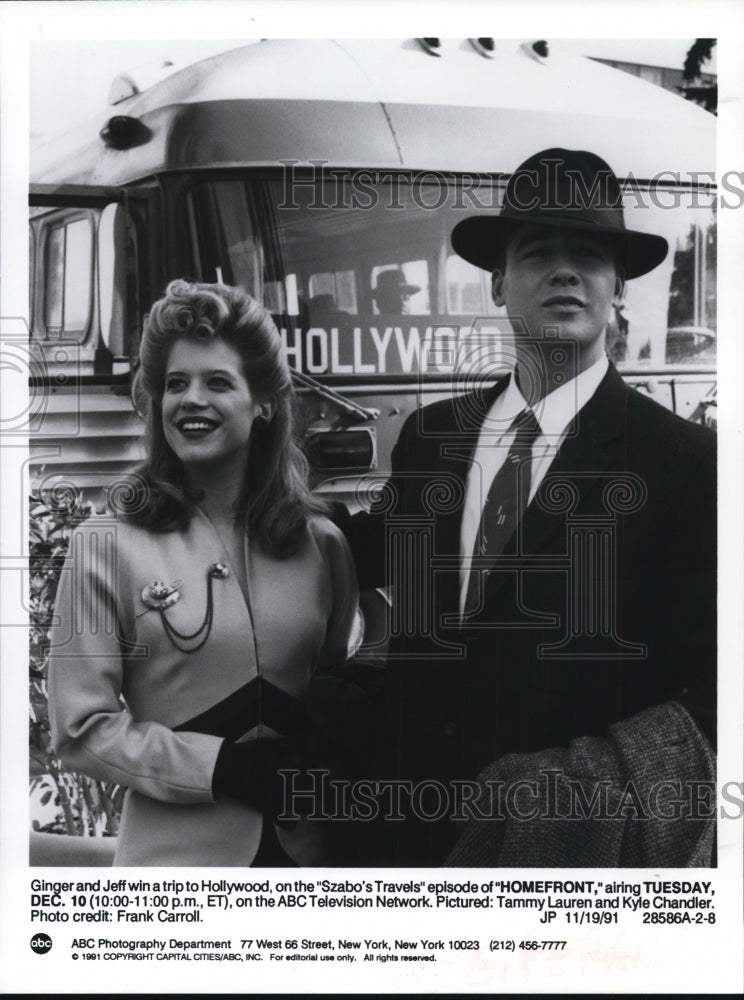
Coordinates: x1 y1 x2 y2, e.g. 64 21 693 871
495 353 609 440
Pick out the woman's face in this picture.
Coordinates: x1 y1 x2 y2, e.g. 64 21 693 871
162 338 263 473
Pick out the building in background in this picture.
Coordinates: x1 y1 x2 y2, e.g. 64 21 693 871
592 55 714 93
589 37 717 113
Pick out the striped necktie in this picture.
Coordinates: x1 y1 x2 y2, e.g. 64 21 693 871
464 407 540 616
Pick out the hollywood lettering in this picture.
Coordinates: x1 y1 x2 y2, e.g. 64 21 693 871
279 324 465 376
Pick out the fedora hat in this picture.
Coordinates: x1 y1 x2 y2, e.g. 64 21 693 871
451 148 668 280
373 268 421 297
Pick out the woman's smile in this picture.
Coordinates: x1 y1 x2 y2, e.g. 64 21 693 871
176 415 221 437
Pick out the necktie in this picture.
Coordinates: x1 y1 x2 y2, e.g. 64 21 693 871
464 408 540 616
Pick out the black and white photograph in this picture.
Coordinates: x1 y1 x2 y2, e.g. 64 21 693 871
1 0 743 993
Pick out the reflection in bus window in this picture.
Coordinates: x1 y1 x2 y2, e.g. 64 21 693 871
43 226 64 337
42 217 92 341
187 181 263 297
285 273 300 316
446 253 483 314
336 270 358 313
308 269 358 313
445 254 501 316
615 202 716 369
371 261 430 315
185 177 715 378
64 221 93 332
99 203 129 357
665 218 716 364
263 280 287 315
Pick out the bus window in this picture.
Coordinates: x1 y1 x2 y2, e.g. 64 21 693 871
309 272 335 302
186 181 263 297
308 269 358 313
445 253 502 316
285 273 300 316
615 200 716 370
259 275 304 316
371 260 430 315
665 217 716 364
336 269 358 313
183 175 715 379
263 280 287 314
43 226 64 336
98 204 127 358
40 216 93 341
64 221 93 333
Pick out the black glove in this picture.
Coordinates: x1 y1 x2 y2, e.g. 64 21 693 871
327 500 352 533
306 660 384 780
211 737 302 815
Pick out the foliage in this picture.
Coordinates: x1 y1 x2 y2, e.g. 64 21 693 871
29 486 124 836
682 39 716 81
681 38 717 115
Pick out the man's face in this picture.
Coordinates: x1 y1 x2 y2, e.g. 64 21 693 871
377 288 410 314
492 224 624 370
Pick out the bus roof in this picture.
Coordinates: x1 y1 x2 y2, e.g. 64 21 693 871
32 38 715 186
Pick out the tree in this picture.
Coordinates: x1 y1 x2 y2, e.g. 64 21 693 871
681 39 717 115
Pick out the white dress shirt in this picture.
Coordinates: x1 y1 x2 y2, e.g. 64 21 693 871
459 354 609 613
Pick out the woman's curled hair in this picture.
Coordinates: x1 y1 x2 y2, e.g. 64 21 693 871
123 279 325 557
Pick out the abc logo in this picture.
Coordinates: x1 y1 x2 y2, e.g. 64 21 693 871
30 933 53 955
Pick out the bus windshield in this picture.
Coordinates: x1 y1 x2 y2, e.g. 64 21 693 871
184 173 716 380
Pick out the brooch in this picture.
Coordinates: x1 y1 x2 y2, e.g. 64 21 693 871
140 579 182 612
138 563 230 653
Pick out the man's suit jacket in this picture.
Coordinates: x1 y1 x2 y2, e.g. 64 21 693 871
345 362 716 865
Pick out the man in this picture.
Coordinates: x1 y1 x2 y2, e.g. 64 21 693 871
342 149 716 866
372 268 421 314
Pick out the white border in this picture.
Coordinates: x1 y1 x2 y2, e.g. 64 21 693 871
2 1 743 994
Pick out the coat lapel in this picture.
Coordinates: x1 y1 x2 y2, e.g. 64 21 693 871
430 364 628 615
518 363 628 558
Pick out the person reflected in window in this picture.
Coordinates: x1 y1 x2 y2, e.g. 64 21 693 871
372 268 420 314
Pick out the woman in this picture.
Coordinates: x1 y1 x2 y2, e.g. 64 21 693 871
49 280 361 866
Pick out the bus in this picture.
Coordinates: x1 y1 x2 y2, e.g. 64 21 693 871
29 38 717 507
